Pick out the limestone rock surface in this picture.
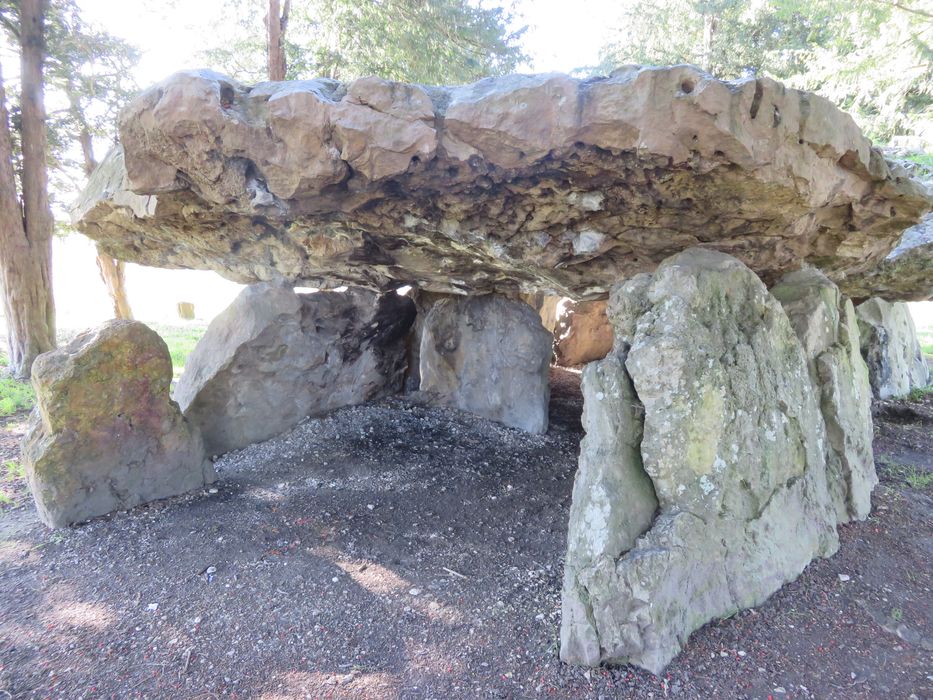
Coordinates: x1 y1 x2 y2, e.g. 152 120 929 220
175 283 415 455
22 321 214 528
560 249 839 673
419 294 552 433
772 268 876 522
841 214 933 302
74 67 930 299
554 300 613 366
855 298 930 399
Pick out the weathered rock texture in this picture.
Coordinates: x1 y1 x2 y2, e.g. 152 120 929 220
560 249 839 673
519 293 562 333
554 299 613 366
419 294 552 433
771 268 876 522
22 321 214 528
74 67 930 300
855 298 930 399
841 214 933 302
175 283 415 455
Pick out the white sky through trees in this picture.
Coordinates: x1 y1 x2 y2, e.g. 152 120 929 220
76 0 622 86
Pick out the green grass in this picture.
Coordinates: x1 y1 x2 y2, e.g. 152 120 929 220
904 152 933 179
0 375 34 416
883 460 933 490
904 152 933 167
918 327 933 357
150 324 207 377
0 459 25 508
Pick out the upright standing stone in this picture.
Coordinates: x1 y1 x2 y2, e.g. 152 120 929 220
420 294 553 433
560 249 839 673
175 283 416 455
855 298 929 399
772 268 877 522
22 321 214 528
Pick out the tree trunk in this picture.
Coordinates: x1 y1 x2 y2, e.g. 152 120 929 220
266 0 290 81
701 12 716 73
70 91 134 321
0 0 55 379
95 249 133 320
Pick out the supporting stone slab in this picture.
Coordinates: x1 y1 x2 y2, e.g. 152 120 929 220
560 249 839 673
419 294 552 433
772 268 877 522
855 298 930 399
22 321 214 528
174 283 415 456
554 299 613 366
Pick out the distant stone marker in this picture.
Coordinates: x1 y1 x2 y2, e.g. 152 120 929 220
176 301 195 320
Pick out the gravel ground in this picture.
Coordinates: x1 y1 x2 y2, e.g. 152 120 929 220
0 369 931 699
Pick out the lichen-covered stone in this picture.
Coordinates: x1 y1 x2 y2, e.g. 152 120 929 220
554 300 613 366
419 294 552 433
559 323 659 663
855 298 930 399
772 268 876 522
22 321 213 528
560 250 839 673
74 67 930 300
174 283 415 455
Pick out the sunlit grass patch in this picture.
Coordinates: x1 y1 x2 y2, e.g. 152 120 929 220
150 324 207 377
0 356 34 415
0 459 25 509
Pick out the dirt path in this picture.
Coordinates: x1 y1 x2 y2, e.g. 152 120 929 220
0 369 930 699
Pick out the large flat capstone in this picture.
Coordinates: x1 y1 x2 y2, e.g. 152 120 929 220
174 283 415 455
560 249 841 673
841 214 933 303
73 67 930 300
22 321 214 528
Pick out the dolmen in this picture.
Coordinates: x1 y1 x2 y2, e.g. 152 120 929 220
16 65 931 673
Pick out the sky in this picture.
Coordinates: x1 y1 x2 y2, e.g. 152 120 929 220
76 0 623 86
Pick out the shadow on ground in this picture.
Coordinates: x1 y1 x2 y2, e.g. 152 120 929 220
0 368 930 699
